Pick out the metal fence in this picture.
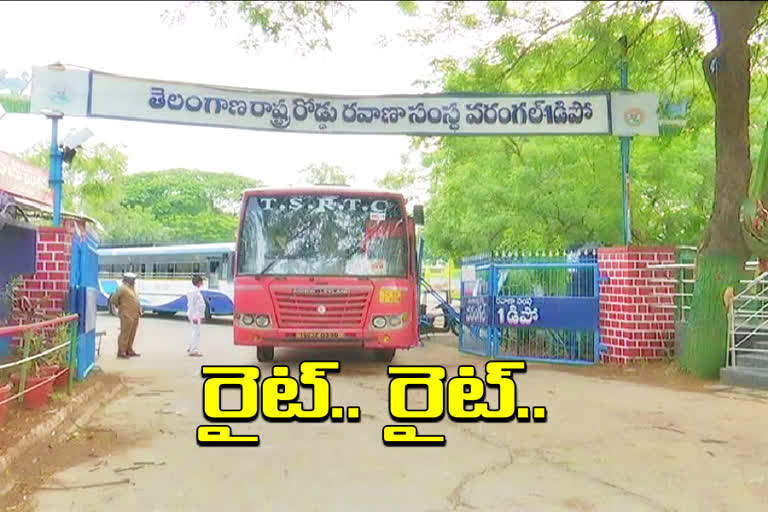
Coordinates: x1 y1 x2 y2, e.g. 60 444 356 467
727 268 768 370
459 251 603 365
647 246 696 326
0 314 79 415
647 247 768 364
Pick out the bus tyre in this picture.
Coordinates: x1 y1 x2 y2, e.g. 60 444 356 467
205 304 212 322
372 349 395 362
257 346 274 362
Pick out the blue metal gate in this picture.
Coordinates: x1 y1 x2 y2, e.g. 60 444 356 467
69 230 99 380
460 253 604 364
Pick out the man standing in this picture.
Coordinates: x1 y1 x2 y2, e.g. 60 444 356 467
110 272 142 359
186 275 205 357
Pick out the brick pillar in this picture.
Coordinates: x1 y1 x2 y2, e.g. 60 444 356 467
597 246 676 363
10 227 73 347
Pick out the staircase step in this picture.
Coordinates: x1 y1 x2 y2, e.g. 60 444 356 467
735 353 768 369
721 366 768 391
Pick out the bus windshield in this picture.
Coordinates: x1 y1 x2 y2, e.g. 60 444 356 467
237 194 408 277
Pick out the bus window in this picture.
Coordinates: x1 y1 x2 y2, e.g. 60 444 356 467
209 260 220 288
221 259 229 283
193 262 200 274
176 263 193 275
363 220 406 276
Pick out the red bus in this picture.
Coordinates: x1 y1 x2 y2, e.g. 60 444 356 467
233 187 424 362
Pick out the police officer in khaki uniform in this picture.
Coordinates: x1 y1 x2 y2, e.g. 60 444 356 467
110 273 142 359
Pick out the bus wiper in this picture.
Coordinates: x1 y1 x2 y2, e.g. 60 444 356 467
259 260 279 275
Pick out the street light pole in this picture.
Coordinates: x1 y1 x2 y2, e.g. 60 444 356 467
44 111 64 227
619 35 632 245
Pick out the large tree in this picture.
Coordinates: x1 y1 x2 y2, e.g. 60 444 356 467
297 162 352 185
119 169 264 244
20 143 265 246
683 1 766 377
193 0 768 377
22 142 126 219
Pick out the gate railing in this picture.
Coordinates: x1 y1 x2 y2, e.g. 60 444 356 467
727 270 768 369
647 246 696 326
647 247 768 365
0 314 79 408
459 252 603 365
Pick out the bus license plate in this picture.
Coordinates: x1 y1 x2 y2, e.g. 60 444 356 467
295 332 342 339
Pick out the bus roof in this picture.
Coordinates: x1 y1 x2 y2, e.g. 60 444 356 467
97 242 235 258
241 186 407 201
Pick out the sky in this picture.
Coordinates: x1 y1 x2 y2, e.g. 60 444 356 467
0 1 705 191
0 1 453 189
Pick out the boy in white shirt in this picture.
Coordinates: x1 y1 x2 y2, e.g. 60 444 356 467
186 275 206 357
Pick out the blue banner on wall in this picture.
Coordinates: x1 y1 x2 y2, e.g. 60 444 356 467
461 296 489 326
495 296 599 331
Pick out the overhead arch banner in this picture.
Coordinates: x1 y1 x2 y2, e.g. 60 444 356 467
29 66 658 136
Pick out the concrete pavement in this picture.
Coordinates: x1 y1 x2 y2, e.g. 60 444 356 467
23 312 768 511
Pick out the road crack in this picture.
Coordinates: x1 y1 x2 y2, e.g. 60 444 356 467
447 449 514 511
536 452 673 512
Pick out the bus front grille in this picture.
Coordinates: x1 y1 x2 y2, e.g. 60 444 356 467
272 287 372 328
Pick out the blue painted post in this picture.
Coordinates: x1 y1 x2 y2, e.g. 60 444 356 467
488 260 497 358
593 261 601 363
459 267 465 350
48 115 64 228
417 236 424 317
619 36 632 245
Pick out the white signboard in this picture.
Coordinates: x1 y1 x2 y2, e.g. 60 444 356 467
0 150 53 206
31 67 609 135
29 67 90 117
29 66 658 137
610 91 660 136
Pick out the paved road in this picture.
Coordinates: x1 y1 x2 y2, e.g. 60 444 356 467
28 312 768 511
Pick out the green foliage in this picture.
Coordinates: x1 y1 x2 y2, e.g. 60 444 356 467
52 324 71 368
396 1 419 16
17 331 45 375
169 0 352 55
22 142 127 218
417 12 727 260
376 167 418 191
0 95 30 113
117 169 263 245
99 206 172 246
298 162 352 185
19 143 264 246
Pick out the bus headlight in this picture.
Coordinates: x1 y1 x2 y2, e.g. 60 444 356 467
372 314 407 330
372 316 387 329
239 314 270 328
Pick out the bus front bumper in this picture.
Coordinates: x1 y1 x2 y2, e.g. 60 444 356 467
234 328 417 349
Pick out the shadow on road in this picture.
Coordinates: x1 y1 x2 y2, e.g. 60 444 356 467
97 310 233 327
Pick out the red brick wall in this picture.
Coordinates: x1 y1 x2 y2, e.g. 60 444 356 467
597 246 676 363
10 227 74 346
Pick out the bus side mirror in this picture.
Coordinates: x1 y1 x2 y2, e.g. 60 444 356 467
413 205 425 226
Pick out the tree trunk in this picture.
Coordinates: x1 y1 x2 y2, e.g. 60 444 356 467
683 1 765 378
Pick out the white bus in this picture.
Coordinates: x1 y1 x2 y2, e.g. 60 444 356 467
97 242 235 320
